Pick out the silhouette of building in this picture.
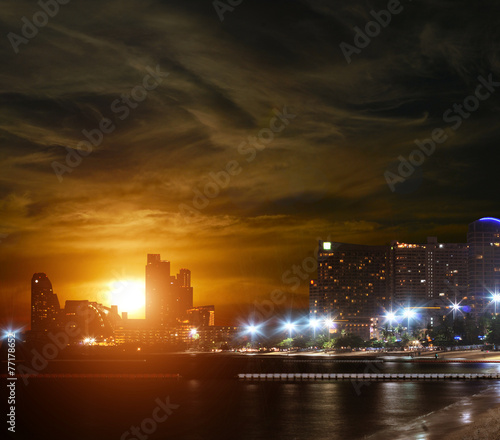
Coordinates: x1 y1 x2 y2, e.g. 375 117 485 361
187 305 215 327
31 273 60 332
467 217 500 316
177 269 193 320
60 300 119 343
145 254 194 327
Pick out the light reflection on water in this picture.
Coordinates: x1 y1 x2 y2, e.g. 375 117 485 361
9 375 500 440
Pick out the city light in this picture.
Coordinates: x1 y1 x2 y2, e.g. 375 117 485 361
403 309 416 319
309 318 320 328
309 318 320 338
190 328 198 337
385 311 396 322
284 322 295 339
403 308 415 332
452 303 461 310
2 329 15 339
324 318 334 328
479 217 500 224
324 318 335 341
492 293 500 315
246 324 261 336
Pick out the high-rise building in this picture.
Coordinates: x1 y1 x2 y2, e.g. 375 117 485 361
145 254 194 327
426 240 468 302
389 241 427 306
177 269 193 320
310 241 389 325
389 237 468 307
31 273 60 332
467 217 500 315
146 254 174 326
310 236 470 333
187 305 215 327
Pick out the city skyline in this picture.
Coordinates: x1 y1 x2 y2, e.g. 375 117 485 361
2 2 500 440
5 216 500 330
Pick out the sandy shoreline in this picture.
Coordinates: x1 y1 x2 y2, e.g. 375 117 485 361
443 406 500 440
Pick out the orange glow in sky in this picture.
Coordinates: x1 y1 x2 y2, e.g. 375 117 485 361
106 279 145 319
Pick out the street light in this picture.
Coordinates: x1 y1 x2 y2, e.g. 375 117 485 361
451 303 460 321
247 325 258 334
403 308 415 333
309 318 320 339
324 318 334 342
385 311 396 324
284 322 295 339
492 294 500 316
246 324 260 349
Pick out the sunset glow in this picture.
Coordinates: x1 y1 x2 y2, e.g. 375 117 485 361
107 279 145 319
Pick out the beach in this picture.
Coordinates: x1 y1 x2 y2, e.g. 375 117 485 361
444 406 500 440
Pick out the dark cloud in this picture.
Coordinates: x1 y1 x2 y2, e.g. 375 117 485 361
1 0 499 324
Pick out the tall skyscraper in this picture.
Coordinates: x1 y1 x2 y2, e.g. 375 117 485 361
146 254 174 327
426 240 468 302
31 273 60 331
389 237 468 307
310 241 389 321
177 269 193 320
310 236 469 332
467 217 500 315
145 254 194 326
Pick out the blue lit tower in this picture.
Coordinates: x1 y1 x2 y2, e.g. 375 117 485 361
467 218 500 316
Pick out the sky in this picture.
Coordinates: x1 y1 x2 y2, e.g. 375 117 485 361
1 0 500 327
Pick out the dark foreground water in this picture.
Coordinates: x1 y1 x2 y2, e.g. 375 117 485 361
3 357 500 440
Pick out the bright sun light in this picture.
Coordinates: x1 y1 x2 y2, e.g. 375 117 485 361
108 279 145 318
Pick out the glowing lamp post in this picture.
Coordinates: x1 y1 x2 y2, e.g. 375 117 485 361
324 318 334 342
309 318 320 339
403 308 415 333
246 324 259 348
493 294 500 316
385 311 396 325
285 322 295 340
